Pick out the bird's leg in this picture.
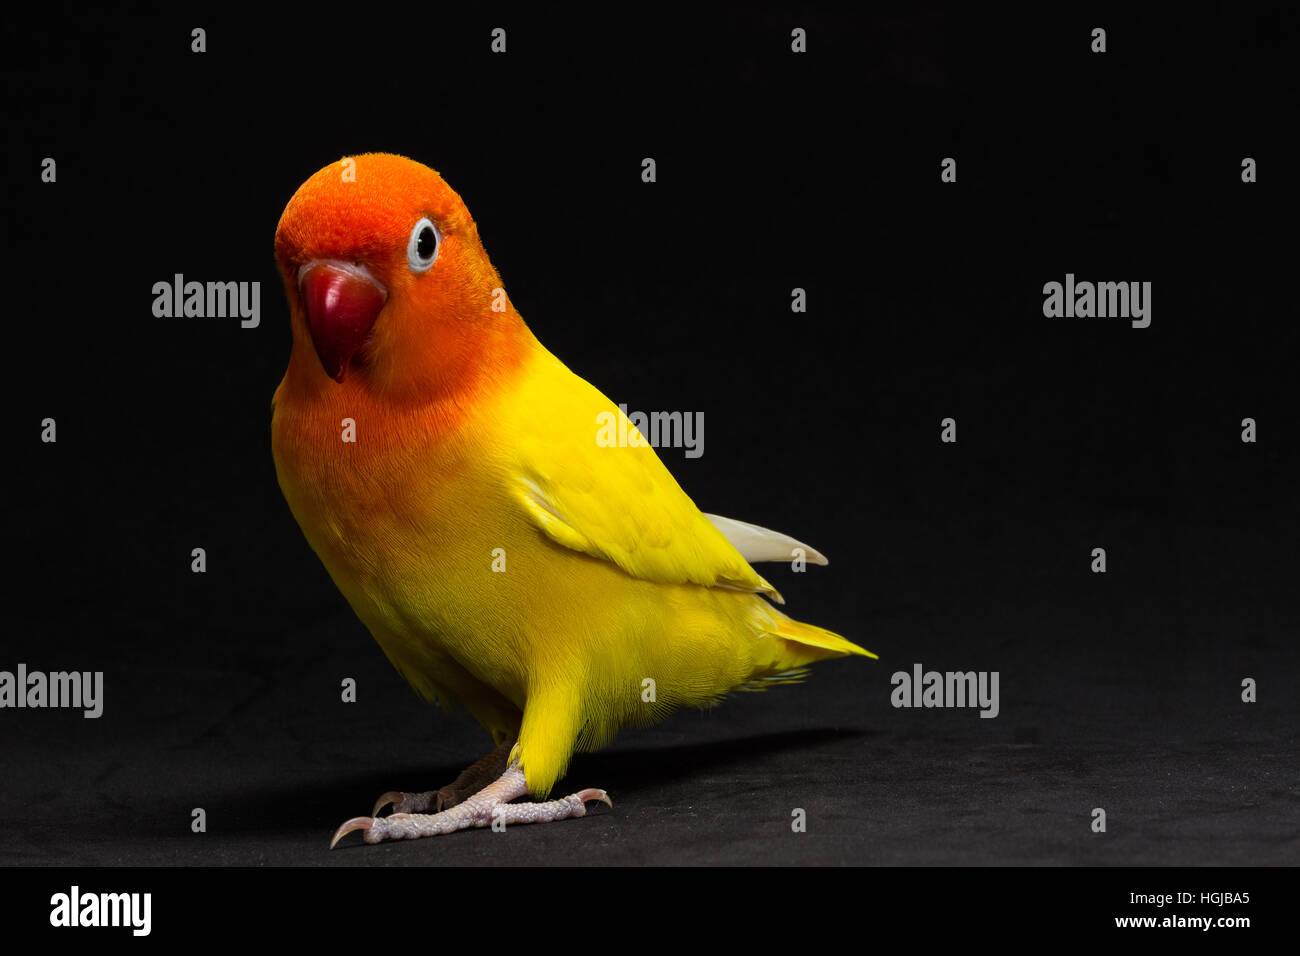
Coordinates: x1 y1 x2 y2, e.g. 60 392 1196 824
333 766 610 847
371 737 516 815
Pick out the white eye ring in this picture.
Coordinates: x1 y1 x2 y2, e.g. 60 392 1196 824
407 217 441 273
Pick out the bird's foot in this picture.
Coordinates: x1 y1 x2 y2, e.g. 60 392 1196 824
371 737 515 815
333 767 610 847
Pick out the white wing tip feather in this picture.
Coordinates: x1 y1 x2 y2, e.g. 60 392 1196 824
704 513 829 566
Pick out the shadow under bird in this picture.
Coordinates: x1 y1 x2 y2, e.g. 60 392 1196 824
270 153 874 847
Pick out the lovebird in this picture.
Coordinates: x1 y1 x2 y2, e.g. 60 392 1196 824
270 153 874 847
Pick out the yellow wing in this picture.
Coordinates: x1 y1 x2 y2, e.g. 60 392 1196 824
509 348 783 602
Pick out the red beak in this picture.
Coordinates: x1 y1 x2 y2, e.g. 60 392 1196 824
298 261 388 382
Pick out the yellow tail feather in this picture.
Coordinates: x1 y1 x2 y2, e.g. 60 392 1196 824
765 606 876 664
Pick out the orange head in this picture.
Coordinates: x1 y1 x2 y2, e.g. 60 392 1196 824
274 153 530 403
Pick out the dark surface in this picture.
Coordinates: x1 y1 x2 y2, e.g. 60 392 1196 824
2 6 1297 866
3 495 1295 866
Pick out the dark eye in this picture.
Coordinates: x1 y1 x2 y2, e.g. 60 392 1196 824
417 227 435 258
407 217 441 273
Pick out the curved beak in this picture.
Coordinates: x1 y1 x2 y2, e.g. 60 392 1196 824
298 260 388 382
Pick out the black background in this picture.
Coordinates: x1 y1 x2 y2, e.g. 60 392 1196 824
2 3 1296 874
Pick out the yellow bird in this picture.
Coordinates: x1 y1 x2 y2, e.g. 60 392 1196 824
270 153 874 846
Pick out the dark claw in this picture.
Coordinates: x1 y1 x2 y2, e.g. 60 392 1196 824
372 791 403 817
330 815 376 849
